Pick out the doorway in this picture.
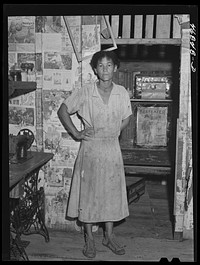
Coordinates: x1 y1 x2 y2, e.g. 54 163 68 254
102 43 181 238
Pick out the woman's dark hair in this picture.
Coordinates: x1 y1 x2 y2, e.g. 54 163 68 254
90 50 120 72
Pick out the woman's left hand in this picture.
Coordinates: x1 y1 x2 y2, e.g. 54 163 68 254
76 127 95 141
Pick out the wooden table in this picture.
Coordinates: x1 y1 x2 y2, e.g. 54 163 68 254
9 151 53 260
9 151 53 191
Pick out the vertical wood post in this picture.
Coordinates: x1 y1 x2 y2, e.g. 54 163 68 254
173 15 181 38
174 27 191 238
111 15 119 38
156 15 171 38
122 15 131 38
145 15 154 38
134 15 143 38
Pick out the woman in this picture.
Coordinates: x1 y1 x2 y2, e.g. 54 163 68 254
57 50 132 258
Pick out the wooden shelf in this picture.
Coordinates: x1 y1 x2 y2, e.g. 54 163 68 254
101 38 181 46
9 81 37 99
130 98 173 102
121 148 171 167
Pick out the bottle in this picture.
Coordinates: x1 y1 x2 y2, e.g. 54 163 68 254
21 70 28 81
27 69 32 81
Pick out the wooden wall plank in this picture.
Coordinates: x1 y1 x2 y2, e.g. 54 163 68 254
100 15 110 39
122 15 131 38
134 15 143 38
173 15 181 38
145 15 154 38
156 15 171 38
111 15 119 38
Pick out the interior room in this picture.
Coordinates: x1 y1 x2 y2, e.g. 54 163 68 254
4 8 195 261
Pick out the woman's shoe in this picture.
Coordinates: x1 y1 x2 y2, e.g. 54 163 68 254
102 234 125 255
82 234 96 258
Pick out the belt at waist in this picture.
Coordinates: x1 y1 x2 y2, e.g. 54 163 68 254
88 136 118 141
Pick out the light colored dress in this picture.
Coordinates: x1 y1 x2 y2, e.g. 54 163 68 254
63 81 132 223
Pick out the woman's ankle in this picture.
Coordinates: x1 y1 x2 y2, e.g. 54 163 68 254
86 234 94 241
104 221 114 239
84 231 94 241
104 231 113 239
84 223 94 240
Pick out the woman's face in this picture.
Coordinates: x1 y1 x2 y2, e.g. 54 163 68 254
94 56 117 82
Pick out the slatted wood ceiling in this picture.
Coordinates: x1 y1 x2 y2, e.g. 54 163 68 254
101 15 181 44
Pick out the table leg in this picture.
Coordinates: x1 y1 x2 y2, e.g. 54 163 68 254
10 168 50 244
10 232 29 261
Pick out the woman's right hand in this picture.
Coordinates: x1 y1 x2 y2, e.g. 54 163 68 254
75 127 95 141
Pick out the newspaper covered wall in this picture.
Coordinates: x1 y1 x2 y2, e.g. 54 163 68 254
8 15 101 230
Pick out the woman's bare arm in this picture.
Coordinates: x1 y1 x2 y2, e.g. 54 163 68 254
57 103 94 141
120 116 131 132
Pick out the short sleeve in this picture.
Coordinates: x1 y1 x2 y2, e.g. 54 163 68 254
122 89 132 120
62 87 85 115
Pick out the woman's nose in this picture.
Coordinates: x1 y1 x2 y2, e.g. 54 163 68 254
103 65 107 71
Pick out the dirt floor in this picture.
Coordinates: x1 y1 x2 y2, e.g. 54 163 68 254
20 180 194 261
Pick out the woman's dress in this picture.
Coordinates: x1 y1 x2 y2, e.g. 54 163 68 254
63 81 132 223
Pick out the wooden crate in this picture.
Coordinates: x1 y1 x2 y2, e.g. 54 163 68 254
126 176 145 204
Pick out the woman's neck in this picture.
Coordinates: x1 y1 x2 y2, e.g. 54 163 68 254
97 80 113 92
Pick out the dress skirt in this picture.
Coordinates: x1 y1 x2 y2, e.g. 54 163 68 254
66 137 129 223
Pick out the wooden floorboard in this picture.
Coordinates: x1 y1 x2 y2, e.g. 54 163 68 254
115 182 173 239
20 181 194 261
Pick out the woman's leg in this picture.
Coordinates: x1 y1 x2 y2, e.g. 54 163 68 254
84 223 93 240
105 221 113 237
103 221 125 255
82 222 96 258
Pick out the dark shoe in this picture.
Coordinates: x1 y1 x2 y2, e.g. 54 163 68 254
82 234 96 258
102 234 125 255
